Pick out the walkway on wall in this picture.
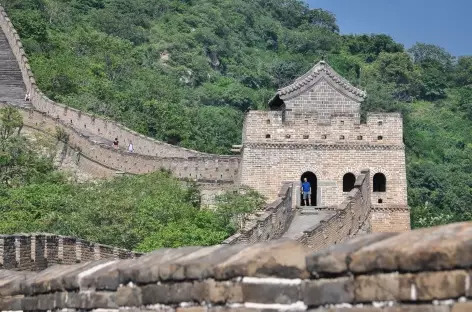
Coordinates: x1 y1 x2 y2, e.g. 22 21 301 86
0 29 128 152
0 29 28 107
282 209 335 239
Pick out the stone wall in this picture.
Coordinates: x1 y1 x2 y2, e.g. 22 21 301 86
0 103 240 182
295 169 371 250
371 204 411 232
199 183 239 208
0 6 240 183
1 222 472 311
0 234 141 271
222 182 294 244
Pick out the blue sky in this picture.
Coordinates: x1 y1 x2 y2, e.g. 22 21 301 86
307 0 470 57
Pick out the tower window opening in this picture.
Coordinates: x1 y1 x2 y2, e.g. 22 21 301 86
303 135 309 139
373 173 386 192
343 173 356 192
339 135 345 140
357 135 363 140
378 121 383 126
266 119 270 124
378 135 383 140
378 199 383 203
285 134 291 139
322 135 327 139
265 134 271 138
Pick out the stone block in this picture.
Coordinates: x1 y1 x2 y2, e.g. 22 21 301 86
242 282 300 304
402 270 468 301
0 270 33 296
116 286 142 307
20 296 38 311
158 244 249 281
349 222 472 273
134 246 202 284
302 277 354 306
306 232 397 276
63 291 118 309
140 282 195 305
354 273 401 302
0 297 22 311
206 279 243 304
213 239 312 279
36 292 66 310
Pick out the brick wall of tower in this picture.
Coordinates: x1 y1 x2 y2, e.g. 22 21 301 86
240 111 407 204
240 109 409 232
284 80 361 123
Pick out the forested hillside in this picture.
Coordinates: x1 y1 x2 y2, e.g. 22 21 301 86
4 0 472 229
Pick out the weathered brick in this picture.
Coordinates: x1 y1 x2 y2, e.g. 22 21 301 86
115 286 142 307
242 282 300 304
306 232 398 275
354 273 401 302
349 223 472 273
400 271 468 301
206 280 243 304
303 277 354 306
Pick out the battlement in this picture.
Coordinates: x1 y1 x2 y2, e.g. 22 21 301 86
0 233 141 271
244 110 404 146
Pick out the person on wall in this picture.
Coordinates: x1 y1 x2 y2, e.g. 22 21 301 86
113 138 119 149
301 177 311 206
128 141 134 153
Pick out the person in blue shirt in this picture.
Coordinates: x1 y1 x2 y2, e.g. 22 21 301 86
301 177 311 206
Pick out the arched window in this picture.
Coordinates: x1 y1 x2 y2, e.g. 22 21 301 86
373 173 386 192
343 173 356 192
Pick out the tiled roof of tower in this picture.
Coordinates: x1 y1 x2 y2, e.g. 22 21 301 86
276 60 367 102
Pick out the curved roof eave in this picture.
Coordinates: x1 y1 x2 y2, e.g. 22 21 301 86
276 61 367 102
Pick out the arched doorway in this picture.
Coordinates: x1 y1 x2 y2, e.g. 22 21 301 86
300 171 317 206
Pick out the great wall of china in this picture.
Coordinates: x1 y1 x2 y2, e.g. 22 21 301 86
2 5 472 311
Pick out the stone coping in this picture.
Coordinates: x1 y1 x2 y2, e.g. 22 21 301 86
1 222 472 311
244 143 405 150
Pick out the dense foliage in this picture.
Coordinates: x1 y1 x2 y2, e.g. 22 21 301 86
4 0 472 230
0 109 265 251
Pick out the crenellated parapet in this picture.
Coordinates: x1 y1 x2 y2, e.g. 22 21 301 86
243 111 404 147
0 234 142 271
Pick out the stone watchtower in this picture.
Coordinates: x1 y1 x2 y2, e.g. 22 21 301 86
239 60 410 232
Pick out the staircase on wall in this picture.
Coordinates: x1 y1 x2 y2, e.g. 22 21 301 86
0 29 29 107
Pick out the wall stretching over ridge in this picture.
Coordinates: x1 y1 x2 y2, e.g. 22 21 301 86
0 234 141 271
0 102 240 182
222 182 294 244
1 222 472 311
296 169 372 250
0 6 240 183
